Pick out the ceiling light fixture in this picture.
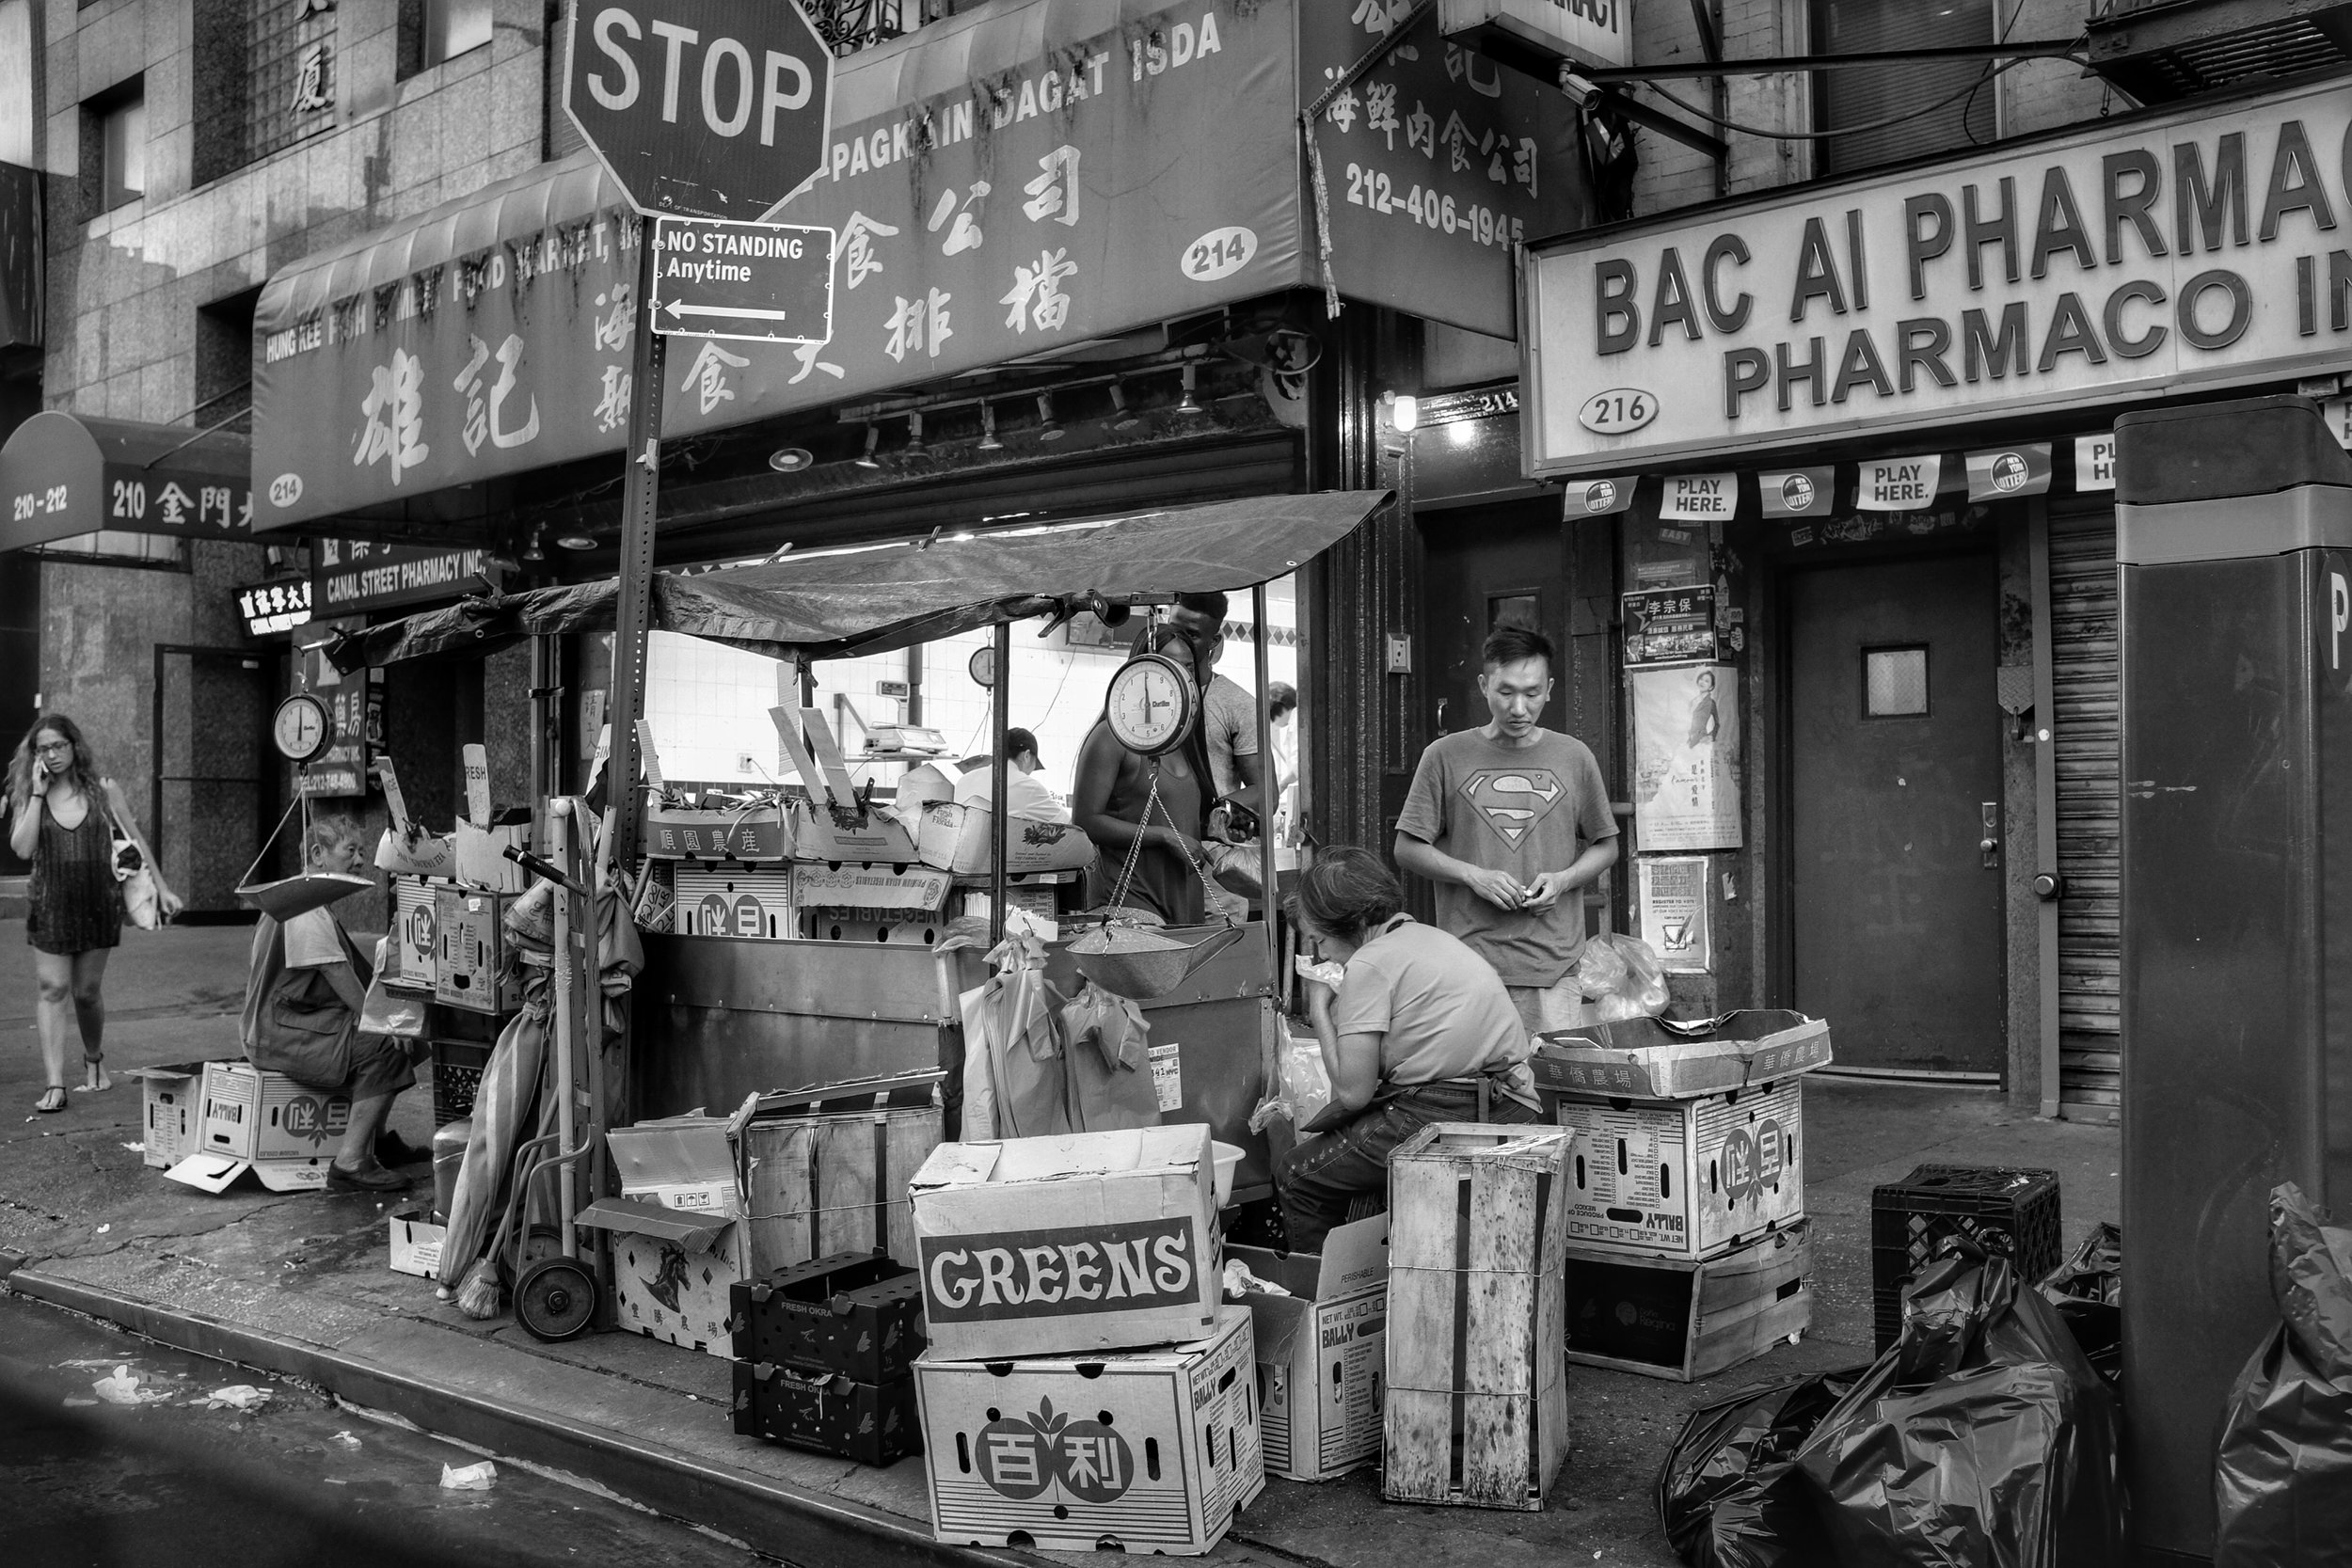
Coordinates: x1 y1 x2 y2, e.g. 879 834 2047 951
1176 364 1203 416
519 529 545 562
1108 383 1141 430
554 534 598 551
977 403 1003 451
768 446 814 472
853 426 882 468
905 410 929 456
1036 391 1064 441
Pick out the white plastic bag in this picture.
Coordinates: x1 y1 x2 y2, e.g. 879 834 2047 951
1249 1031 1334 1132
1575 933 1671 1020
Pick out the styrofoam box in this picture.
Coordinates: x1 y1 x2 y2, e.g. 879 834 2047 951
918 1306 1263 1556
200 1061 352 1164
1553 1078 1804 1260
675 868 795 939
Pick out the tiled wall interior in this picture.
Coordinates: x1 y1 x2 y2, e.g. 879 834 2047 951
642 582 1300 808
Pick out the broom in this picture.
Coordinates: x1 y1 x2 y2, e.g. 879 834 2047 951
453 1257 503 1319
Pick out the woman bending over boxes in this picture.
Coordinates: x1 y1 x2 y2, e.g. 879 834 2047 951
1275 847 1540 1251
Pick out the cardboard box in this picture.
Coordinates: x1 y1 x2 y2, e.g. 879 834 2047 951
453 819 529 893
375 828 457 878
389 1205 449 1278
126 1062 211 1170
434 887 521 1014
911 1125 1221 1360
1564 1221 1813 1382
1553 1077 1805 1260
731 1252 925 1382
199 1061 351 1163
1227 1214 1390 1481
732 1362 920 1465
733 1100 943 1272
775 706 923 865
644 802 792 863
917 1306 1263 1555
1532 1010 1833 1101
790 862 949 912
675 867 796 938
916 801 1098 876
163 1152 336 1194
389 878 438 990
607 1115 743 1216
577 1196 747 1359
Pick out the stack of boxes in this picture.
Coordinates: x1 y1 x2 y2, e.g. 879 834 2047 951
730 1252 927 1465
908 1124 1265 1556
1533 1010 1832 1383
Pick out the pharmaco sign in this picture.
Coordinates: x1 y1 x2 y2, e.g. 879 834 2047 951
1523 76 2352 477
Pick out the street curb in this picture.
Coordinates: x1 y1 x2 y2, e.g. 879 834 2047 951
6 1267 1027 1568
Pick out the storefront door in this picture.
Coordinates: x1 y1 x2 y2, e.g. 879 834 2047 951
1786 552 2003 1076
1420 499 1567 739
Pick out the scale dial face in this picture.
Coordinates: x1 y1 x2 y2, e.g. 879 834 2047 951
1104 652 1199 757
968 645 997 689
273 692 337 765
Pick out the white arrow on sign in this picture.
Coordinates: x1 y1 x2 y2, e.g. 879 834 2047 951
662 299 798 322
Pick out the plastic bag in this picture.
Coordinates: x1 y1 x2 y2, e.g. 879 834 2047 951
1576 932 1670 1021
2039 1221 2122 1390
1793 1243 2127 1568
1658 1368 1866 1568
1248 1029 1333 1132
1060 979 1160 1132
2214 1183 2352 1568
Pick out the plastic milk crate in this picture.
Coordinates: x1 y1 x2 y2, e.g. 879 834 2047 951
1870 1164 2061 1352
431 1039 491 1126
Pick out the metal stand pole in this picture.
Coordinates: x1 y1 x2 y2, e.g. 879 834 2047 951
605 232 665 868
988 622 1011 945
1252 584 1278 974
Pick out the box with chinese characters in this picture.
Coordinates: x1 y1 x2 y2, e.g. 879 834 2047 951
916 1306 1261 1556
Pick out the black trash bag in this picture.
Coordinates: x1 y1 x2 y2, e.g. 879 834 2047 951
2213 1182 2352 1568
2040 1221 2122 1392
1657 1367 1867 1568
1792 1242 2128 1568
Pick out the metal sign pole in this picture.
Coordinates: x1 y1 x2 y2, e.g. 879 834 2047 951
988 622 1011 945
606 235 666 868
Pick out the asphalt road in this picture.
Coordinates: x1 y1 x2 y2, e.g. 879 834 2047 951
0 1288 779 1568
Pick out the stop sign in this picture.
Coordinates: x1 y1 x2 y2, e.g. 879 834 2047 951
566 0 835 222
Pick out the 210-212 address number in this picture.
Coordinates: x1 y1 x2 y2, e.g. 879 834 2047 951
1343 164 1523 248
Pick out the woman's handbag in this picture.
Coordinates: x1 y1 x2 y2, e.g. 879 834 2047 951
101 783 163 930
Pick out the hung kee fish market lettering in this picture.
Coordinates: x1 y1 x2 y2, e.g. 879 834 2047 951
1586 119 2352 418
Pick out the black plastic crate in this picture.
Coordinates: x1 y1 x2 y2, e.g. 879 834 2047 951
1870 1164 2061 1352
730 1362 919 1465
729 1251 924 1382
431 1039 492 1126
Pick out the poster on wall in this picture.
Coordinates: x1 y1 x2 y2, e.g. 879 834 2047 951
1632 664 1740 851
1622 586 1717 667
1636 856 1711 974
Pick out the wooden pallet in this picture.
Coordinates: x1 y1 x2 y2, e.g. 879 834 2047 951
1382 1123 1574 1512
1562 1221 1812 1382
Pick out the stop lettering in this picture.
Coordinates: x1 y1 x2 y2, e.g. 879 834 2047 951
582 6 813 145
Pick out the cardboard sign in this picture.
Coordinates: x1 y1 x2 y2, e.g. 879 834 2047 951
910 1125 1219 1359
918 1307 1263 1555
461 743 492 825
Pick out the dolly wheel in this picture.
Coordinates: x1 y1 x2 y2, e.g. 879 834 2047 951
515 1256 597 1342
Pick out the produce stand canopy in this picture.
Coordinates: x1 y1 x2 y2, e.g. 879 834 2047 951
326 491 1391 669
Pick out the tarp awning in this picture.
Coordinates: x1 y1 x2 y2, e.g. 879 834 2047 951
327 489 1388 667
0 412 254 553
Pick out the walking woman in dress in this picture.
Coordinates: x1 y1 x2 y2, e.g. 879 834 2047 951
6 715 181 1112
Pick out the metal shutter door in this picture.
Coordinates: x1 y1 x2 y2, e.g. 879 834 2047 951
2050 504 2121 1119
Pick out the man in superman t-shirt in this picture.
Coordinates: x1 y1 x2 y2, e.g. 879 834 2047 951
1394 623 1620 1037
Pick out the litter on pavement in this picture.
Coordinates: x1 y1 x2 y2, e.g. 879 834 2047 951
440 1460 498 1491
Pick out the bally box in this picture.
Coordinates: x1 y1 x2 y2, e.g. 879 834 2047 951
917 1305 1263 1556
910 1124 1220 1361
1227 1213 1390 1481
1553 1077 1806 1260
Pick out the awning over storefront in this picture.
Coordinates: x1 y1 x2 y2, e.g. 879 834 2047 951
0 412 254 553
0 161 38 351
326 487 1390 667
251 0 1581 531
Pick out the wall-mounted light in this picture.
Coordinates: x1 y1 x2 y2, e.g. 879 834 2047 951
853 426 882 468
1108 382 1141 430
1176 363 1203 416
1383 390 1420 433
977 403 1003 451
1035 391 1064 441
768 446 814 472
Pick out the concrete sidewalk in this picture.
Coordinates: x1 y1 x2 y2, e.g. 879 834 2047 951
0 919 2123 1567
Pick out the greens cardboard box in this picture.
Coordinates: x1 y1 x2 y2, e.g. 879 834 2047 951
910 1125 1219 1360
917 1305 1262 1555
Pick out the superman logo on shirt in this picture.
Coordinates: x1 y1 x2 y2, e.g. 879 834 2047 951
1460 768 1565 847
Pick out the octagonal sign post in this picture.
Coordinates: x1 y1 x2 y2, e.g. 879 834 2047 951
564 0 836 221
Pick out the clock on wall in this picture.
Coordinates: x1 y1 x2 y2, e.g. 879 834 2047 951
272 692 337 766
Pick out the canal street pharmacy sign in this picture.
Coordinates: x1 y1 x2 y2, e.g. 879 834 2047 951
1522 76 2352 477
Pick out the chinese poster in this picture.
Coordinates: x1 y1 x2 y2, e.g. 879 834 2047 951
1621 585 1717 667
1636 856 1711 974
1631 664 1741 851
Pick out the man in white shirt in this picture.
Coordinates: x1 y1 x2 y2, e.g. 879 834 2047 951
954 727 1069 822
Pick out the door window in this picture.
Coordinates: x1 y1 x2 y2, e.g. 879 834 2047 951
1863 645 1930 719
